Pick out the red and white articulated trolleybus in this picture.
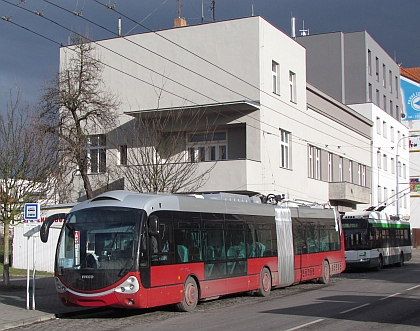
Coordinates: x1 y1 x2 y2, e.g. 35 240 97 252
41 190 345 311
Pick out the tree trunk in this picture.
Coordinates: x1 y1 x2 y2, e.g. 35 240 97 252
2 222 10 286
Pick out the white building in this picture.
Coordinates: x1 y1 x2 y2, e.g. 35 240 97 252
297 30 409 218
62 16 371 211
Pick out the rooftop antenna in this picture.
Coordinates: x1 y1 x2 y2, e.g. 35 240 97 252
291 15 296 39
210 0 215 22
299 20 309 36
177 0 182 18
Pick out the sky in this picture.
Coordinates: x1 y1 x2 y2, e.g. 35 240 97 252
0 0 419 104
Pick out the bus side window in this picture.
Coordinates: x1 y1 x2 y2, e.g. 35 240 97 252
150 212 174 265
173 211 202 263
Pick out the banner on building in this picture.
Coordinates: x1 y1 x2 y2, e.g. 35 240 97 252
401 77 420 121
410 177 420 197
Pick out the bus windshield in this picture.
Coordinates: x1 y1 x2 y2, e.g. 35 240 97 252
342 218 372 250
56 207 142 290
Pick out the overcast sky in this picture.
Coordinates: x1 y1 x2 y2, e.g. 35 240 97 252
0 0 419 104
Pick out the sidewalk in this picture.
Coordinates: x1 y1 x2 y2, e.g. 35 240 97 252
0 275 88 330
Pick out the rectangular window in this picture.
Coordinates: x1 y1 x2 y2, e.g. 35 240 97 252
308 145 321 180
86 134 106 174
395 76 399 98
357 164 366 186
368 50 372 75
382 64 386 87
118 145 127 166
403 163 407 178
391 189 395 206
390 100 393 117
375 57 379 82
378 185 382 203
383 95 387 112
272 61 280 94
188 131 227 162
402 134 406 149
384 187 388 203
383 154 387 171
361 164 366 186
289 71 296 103
328 153 333 182
390 126 394 142
389 70 393 93
280 129 291 169
377 151 381 169
308 146 313 178
349 160 353 183
391 157 395 174
396 105 400 119
383 121 387 138
338 157 343 182
376 89 380 106
376 117 381 134
397 160 401 177
315 148 320 180
368 83 372 102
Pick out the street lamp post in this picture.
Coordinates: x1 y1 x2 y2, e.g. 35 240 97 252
396 134 419 217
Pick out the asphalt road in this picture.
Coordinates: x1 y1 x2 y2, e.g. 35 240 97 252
8 249 420 331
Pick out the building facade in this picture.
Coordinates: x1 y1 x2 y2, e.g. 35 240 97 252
61 16 371 211
297 31 409 218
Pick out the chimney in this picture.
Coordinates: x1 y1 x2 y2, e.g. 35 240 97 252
174 17 187 27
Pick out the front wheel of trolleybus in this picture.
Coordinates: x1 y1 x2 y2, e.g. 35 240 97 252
175 276 199 312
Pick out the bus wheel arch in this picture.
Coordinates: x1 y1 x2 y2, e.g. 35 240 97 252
175 275 200 312
256 267 271 297
318 260 330 284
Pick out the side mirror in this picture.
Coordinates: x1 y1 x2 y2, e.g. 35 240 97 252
148 215 159 236
40 213 67 243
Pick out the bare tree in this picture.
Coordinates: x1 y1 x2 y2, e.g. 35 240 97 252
38 34 120 200
113 108 216 193
0 86 57 285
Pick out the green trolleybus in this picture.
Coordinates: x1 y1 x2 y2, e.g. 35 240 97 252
342 210 411 270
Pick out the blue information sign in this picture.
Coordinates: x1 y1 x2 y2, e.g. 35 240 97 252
24 203 40 221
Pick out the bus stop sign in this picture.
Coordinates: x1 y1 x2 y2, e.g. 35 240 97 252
24 203 40 221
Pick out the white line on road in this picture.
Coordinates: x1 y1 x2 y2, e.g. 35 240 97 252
406 285 420 291
379 293 400 300
339 303 370 314
283 319 325 331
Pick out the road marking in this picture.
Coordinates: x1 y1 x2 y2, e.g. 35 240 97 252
284 319 325 331
339 303 370 314
407 285 420 291
380 293 400 300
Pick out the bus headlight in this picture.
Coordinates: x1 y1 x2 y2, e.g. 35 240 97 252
55 277 67 293
115 276 139 294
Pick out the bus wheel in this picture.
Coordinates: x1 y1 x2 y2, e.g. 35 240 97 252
318 260 330 284
257 267 271 297
398 253 404 267
175 277 198 312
